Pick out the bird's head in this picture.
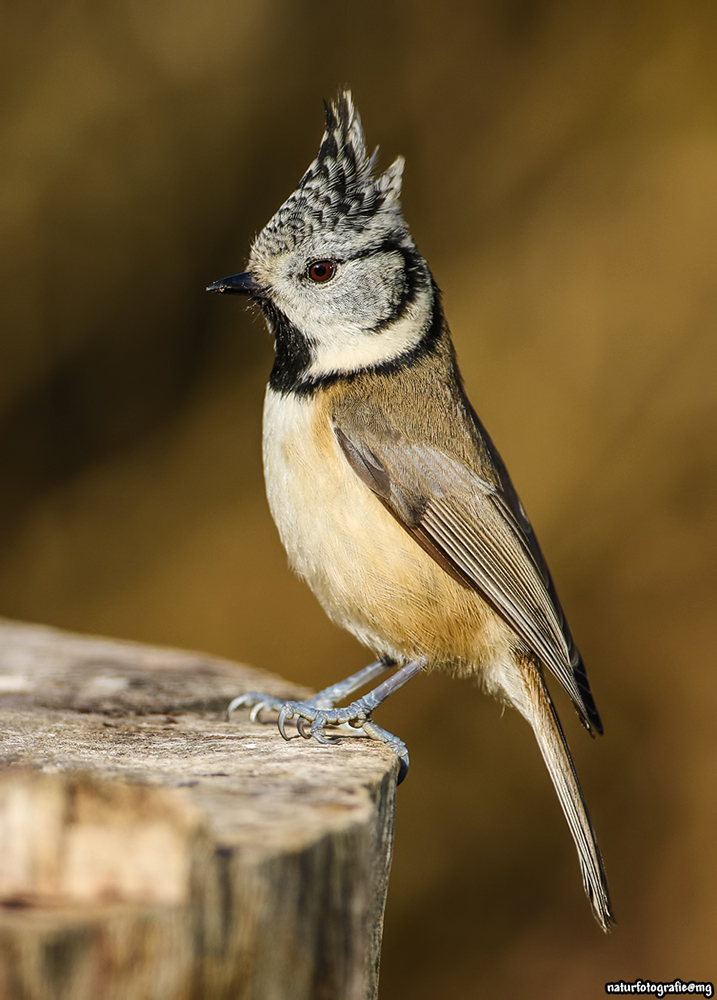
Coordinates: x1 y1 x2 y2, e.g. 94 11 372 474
208 92 435 385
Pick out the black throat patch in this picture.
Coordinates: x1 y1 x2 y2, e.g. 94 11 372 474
262 300 315 395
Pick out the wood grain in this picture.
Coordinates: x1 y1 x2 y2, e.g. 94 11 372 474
0 620 399 1000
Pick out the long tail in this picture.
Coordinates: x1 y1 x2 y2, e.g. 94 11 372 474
517 657 614 931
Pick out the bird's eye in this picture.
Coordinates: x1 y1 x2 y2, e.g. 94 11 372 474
307 260 336 283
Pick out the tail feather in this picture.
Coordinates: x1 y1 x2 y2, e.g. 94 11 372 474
520 659 614 931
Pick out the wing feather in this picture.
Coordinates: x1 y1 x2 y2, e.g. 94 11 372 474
334 425 595 730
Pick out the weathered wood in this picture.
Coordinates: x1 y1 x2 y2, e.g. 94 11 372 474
0 620 399 1000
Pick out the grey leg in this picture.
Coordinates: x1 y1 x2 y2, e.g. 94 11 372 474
228 658 423 784
231 659 416 730
309 656 395 708
227 656 395 720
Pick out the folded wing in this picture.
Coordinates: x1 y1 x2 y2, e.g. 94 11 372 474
334 423 598 733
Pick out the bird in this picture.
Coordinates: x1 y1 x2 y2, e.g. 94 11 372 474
207 91 614 931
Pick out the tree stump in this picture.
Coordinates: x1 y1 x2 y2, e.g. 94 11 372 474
0 620 399 1000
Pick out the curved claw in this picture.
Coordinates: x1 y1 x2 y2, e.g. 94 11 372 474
309 719 341 745
227 693 251 719
278 704 297 741
361 718 410 786
249 701 270 724
396 753 410 785
297 716 312 739
228 691 284 722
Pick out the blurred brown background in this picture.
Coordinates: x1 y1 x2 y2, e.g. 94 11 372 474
1 0 716 995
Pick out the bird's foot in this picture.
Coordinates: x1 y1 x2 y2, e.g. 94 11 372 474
227 689 410 783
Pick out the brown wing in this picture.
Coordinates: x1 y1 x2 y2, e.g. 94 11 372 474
462 400 602 734
334 423 599 733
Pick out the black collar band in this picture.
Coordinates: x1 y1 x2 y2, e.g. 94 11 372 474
268 282 444 397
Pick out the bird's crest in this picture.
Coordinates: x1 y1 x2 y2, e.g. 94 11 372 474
253 91 405 256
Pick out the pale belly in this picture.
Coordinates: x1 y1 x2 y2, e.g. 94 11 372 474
261 388 511 671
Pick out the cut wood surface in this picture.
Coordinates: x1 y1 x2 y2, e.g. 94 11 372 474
0 620 399 1000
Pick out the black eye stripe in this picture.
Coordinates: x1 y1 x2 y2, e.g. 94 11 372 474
343 237 413 263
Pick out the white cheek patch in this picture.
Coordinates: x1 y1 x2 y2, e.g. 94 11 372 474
305 285 433 378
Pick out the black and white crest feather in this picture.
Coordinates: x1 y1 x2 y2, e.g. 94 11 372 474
254 92 406 256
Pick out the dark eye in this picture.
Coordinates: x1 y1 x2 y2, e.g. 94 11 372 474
307 260 336 283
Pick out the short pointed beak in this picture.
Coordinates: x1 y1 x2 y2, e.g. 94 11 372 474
206 271 260 294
